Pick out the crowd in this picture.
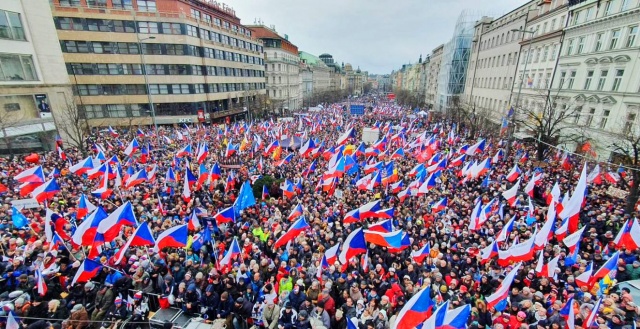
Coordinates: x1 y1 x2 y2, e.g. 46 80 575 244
0 102 638 329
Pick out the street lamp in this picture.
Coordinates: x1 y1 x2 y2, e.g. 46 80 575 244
136 35 158 134
506 28 537 157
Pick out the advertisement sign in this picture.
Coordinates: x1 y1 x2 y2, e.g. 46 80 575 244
11 198 40 209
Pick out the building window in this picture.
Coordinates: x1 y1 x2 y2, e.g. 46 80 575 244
567 71 576 89
624 113 636 134
600 110 610 129
604 1 613 16
584 70 594 90
559 71 567 88
190 9 201 20
585 6 594 21
597 70 608 90
566 39 574 55
171 84 190 94
612 69 624 91
138 21 158 34
86 0 107 7
186 25 198 37
112 0 133 9
594 33 604 51
204 14 212 24
574 106 582 124
610 29 621 49
585 108 595 126
545 73 551 88
137 0 156 12
113 20 136 33
162 23 181 35
0 53 37 81
621 0 631 11
0 10 25 41
542 46 548 62
149 84 168 94
550 44 557 60
59 0 81 6
626 26 638 47
577 37 585 54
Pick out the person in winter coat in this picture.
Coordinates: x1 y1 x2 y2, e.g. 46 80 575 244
293 310 311 329
287 285 306 311
277 302 297 329
310 301 331 329
317 290 335 318
65 305 89 329
331 309 347 329
470 300 490 329
91 285 114 322
262 299 281 329
201 284 220 320
216 291 234 320
306 281 321 302
104 297 129 323
47 299 70 324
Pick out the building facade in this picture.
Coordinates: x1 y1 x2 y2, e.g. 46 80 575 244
0 0 72 145
426 44 444 109
51 0 266 126
464 2 537 123
248 25 301 113
552 0 640 157
513 0 569 127
299 51 331 106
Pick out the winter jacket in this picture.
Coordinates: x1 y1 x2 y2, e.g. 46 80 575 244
262 304 281 329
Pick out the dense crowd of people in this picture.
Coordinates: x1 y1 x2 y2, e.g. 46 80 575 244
0 102 638 329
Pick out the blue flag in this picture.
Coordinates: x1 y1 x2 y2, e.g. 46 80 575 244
11 206 28 229
234 181 256 215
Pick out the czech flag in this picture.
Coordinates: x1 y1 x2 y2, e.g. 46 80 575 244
368 219 393 233
108 126 118 137
72 207 107 246
431 197 448 212
71 259 103 285
264 140 279 154
343 208 360 223
497 235 535 266
69 156 95 175
87 162 108 180
213 206 236 224
358 200 381 218
219 237 241 266
614 218 640 250
486 263 521 310
302 160 317 178
336 127 354 145
506 164 521 182
97 201 138 241
338 228 367 265
274 217 309 249
276 153 294 167
210 163 221 181
187 209 201 231
15 166 45 183
225 142 238 157
76 194 96 220
502 178 521 207
262 185 269 200
176 144 192 158
323 242 341 267
154 224 188 251
394 286 435 329
125 169 147 189
113 222 156 263
299 139 316 157
31 179 60 203
124 138 139 157
411 242 431 264
364 229 405 248
281 179 296 199
287 204 304 221
197 143 209 164
417 173 438 194
576 261 593 288
593 251 619 281
373 207 394 219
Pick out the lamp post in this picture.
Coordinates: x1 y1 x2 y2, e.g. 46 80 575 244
137 35 158 134
506 28 537 157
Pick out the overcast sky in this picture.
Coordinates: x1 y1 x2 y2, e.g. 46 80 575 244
229 0 527 74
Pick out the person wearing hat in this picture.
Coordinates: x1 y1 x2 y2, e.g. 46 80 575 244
293 309 311 329
65 304 88 329
103 297 128 328
262 298 281 329
47 299 70 324
626 260 640 280
91 284 114 322
277 301 297 329
288 284 307 311
310 300 331 329
232 296 253 329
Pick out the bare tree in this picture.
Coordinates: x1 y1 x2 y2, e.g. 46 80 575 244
609 123 640 214
0 107 25 157
514 88 583 161
456 100 495 139
55 94 89 156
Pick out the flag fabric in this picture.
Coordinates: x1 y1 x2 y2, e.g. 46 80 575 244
593 251 619 281
411 243 431 264
213 206 236 224
274 217 309 249
35 267 47 296
363 229 405 248
11 206 28 229
97 201 138 241
220 237 241 266
502 178 521 207
113 222 156 263
76 194 96 220
71 259 103 285
154 224 188 251
338 227 367 265
486 263 522 310
31 179 60 203
15 166 45 183
394 287 435 329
